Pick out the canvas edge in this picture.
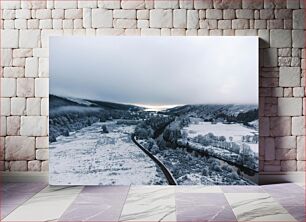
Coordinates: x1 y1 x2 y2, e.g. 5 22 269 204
1 171 304 185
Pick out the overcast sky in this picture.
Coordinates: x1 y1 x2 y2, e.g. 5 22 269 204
50 36 258 106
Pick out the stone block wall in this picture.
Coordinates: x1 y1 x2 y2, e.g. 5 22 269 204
0 0 305 172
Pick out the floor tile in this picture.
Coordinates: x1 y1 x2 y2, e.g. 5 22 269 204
221 185 264 193
119 186 176 222
262 183 304 194
59 186 130 221
225 193 297 221
283 205 305 222
0 182 47 219
1 205 18 219
3 186 83 221
269 192 305 206
176 193 236 222
176 186 222 193
1 182 47 194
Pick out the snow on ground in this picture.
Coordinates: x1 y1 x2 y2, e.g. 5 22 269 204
49 121 160 185
184 119 258 153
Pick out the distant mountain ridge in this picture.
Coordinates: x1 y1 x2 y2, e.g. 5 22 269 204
50 94 143 111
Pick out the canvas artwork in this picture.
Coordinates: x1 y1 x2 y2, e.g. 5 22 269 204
49 37 259 185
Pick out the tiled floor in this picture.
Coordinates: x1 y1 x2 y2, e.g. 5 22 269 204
1 182 304 222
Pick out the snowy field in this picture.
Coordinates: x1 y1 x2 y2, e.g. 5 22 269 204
184 119 258 153
49 121 162 185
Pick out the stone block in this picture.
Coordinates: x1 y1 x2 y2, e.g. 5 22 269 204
9 161 27 171
173 9 187 28
92 9 113 28
258 29 269 48
287 0 300 9
276 148 297 160
297 161 305 171
15 9 31 19
218 20 231 29
260 9 274 19
232 19 249 29
41 98 49 116
1 1 20 9
278 98 302 116
279 49 291 57
36 137 49 149
5 136 35 160
35 9 51 19
28 160 41 171
293 9 305 29
137 10 149 19
78 0 97 8
16 78 34 97
263 48 277 67
19 30 41 48
213 0 241 9
41 161 49 171
270 29 291 48
292 30 305 48
65 9 83 19
122 0 145 9
275 9 292 19
1 78 16 97
98 0 120 9
259 117 270 136
54 1 77 9
11 97 26 115
35 78 49 97
264 137 275 160
7 116 20 136
292 116 305 136
236 9 254 19
52 9 65 19
36 149 48 160
114 19 137 28
1 30 19 48
21 0 47 9
281 160 297 171
223 9 235 19
2 9 16 19
137 20 149 28
150 9 172 28
297 136 305 161
206 9 222 19
293 87 304 97
25 57 38 78
154 0 178 9
1 98 10 116
1 117 6 137
242 0 263 9
20 116 48 136
13 49 32 58
140 28 161 36
26 98 41 116
38 58 49 77
279 67 300 87
275 136 297 149
1 49 12 67
187 10 199 29
179 0 193 8
114 9 136 18
270 117 291 136
3 67 24 78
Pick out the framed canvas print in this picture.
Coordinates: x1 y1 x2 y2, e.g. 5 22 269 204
49 37 259 185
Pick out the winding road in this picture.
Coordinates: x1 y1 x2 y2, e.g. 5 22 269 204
131 135 177 185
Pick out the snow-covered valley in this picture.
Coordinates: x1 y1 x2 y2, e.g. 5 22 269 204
49 121 166 185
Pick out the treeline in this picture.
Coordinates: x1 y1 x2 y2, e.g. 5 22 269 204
214 109 258 125
134 115 175 139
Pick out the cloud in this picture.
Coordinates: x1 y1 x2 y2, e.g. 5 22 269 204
50 36 258 105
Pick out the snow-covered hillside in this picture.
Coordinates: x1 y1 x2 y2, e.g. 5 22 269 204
49 121 166 185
